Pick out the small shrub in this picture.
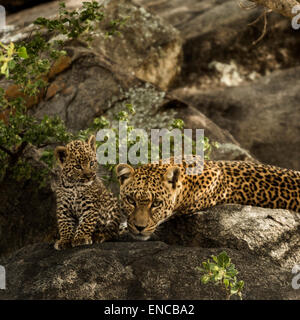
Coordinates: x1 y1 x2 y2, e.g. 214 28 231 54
196 251 244 300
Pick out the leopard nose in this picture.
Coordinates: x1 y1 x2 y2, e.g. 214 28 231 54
135 225 146 232
83 171 93 178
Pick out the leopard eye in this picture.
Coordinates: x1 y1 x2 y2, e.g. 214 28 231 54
75 164 81 169
90 161 95 167
152 200 162 208
126 196 135 205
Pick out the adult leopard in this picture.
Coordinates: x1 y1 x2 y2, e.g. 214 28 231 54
116 156 300 240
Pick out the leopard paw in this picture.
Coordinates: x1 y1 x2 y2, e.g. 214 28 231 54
54 239 72 250
71 236 93 247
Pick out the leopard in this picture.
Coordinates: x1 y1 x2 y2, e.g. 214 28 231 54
116 155 300 241
53 135 121 250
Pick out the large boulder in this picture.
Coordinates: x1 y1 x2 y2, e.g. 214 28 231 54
0 147 58 257
136 0 300 88
158 204 300 270
0 241 297 300
1 203 299 300
4 0 182 91
135 0 260 41
172 67 300 170
91 0 182 90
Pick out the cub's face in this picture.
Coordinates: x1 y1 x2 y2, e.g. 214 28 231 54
116 163 183 240
55 135 97 184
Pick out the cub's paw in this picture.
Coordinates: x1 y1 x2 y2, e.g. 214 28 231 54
54 239 72 250
71 236 93 247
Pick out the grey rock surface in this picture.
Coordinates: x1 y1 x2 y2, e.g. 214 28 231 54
136 0 300 85
91 0 183 90
0 241 298 300
173 67 300 170
158 204 300 270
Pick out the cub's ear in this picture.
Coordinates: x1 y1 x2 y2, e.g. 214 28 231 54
164 166 181 189
54 146 67 167
115 164 134 185
88 135 96 152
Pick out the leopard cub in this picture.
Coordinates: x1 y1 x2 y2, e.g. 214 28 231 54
54 135 121 250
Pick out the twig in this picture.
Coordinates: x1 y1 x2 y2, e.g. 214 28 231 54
249 8 271 45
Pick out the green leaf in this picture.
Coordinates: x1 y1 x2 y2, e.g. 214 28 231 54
223 278 230 289
17 46 29 59
238 280 244 290
201 275 210 284
212 265 219 272
230 288 239 295
213 272 223 282
8 60 16 70
7 42 15 57
0 61 8 76
217 251 230 267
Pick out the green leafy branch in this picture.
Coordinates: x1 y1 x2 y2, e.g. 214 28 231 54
0 1 124 187
34 1 105 41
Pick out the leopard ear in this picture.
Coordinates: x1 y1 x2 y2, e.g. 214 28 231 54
115 164 134 185
54 146 67 167
164 166 181 189
88 135 96 152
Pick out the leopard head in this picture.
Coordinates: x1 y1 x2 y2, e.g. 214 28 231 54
115 163 183 240
55 135 97 184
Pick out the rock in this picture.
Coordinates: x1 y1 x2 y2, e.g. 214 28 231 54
91 0 182 90
3 0 182 91
136 0 300 89
0 146 58 257
168 99 256 161
0 176 57 257
157 204 300 270
0 0 55 15
173 67 300 170
0 241 297 300
4 1 87 27
210 143 256 162
135 0 260 41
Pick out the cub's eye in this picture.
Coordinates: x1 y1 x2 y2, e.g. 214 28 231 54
126 196 135 205
74 164 81 169
152 200 162 208
90 161 95 167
